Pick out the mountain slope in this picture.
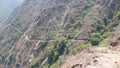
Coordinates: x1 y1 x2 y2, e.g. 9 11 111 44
0 0 120 68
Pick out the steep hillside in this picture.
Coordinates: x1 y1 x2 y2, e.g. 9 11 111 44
0 0 120 68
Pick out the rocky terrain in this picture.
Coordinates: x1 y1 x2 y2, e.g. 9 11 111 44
0 0 120 68
61 36 120 68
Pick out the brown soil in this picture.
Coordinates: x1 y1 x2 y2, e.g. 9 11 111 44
61 46 120 68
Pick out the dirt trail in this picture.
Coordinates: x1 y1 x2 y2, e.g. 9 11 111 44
61 46 120 68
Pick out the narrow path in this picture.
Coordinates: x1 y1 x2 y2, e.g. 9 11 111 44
33 40 41 50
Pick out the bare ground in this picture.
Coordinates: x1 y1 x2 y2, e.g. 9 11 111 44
60 46 120 68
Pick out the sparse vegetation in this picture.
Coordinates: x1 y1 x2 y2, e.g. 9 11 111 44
69 43 91 55
0 0 120 68
38 41 48 51
48 39 67 65
6 53 16 65
30 55 46 68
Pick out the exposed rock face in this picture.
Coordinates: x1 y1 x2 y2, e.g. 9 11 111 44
0 0 120 68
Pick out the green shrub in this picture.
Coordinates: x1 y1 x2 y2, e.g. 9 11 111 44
6 53 16 65
43 64 50 68
30 55 46 68
48 40 67 65
90 37 100 46
38 41 48 51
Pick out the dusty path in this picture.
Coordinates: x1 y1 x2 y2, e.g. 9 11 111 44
61 46 120 68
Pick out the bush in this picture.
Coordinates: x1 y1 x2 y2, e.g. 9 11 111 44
7 53 16 65
30 55 46 68
117 15 120 19
38 41 48 51
47 40 67 65
90 37 100 46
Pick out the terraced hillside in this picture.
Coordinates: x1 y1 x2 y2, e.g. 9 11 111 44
0 0 120 68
